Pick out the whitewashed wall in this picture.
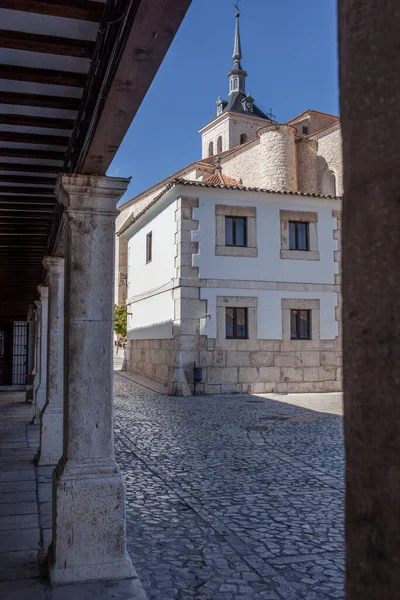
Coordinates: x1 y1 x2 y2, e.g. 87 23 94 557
127 200 177 339
200 288 338 340
192 189 339 284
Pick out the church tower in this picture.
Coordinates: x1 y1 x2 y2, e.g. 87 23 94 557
199 9 272 159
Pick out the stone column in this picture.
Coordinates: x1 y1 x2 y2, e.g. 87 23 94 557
339 0 400 597
27 304 35 375
32 301 41 404
26 304 35 403
38 257 64 466
49 175 135 584
34 286 48 424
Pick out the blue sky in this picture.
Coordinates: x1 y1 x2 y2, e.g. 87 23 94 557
109 0 339 205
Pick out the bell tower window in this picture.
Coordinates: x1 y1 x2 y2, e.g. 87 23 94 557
217 136 223 154
208 141 214 157
240 133 248 145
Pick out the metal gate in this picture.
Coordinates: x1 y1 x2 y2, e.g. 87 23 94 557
12 322 28 385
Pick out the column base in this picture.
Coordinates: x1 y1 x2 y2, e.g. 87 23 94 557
49 460 135 584
34 387 46 424
38 408 63 466
169 352 191 397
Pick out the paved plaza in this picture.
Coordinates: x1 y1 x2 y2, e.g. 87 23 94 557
115 372 344 600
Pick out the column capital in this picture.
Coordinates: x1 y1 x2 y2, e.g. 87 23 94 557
43 256 65 274
37 285 49 299
56 174 130 214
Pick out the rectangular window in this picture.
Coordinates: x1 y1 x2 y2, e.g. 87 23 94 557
302 126 309 135
289 221 309 251
226 307 248 339
225 216 247 247
290 309 311 340
146 231 152 263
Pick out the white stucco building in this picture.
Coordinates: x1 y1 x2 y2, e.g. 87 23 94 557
116 11 343 395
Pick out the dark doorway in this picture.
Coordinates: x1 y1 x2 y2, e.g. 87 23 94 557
0 321 28 387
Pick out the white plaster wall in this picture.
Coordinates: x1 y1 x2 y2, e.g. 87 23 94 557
127 289 174 340
228 115 268 149
201 116 230 159
128 200 177 297
315 126 343 196
201 113 268 159
191 189 339 284
200 288 338 340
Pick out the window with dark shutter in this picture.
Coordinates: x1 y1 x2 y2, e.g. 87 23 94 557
289 221 309 251
226 307 248 339
290 309 311 340
225 216 247 247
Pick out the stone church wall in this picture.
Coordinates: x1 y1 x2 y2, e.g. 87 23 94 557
315 126 343 195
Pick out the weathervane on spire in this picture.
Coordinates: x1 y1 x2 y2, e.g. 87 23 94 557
234 0 241 16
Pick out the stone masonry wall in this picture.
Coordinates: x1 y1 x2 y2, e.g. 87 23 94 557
125 338 176 385
258 124 297 192
316 126 343 196
296 138 318 194
195 338 341 395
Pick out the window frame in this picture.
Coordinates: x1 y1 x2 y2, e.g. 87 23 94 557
225 216 247 247
225 307 249 340
217 135 223 154
289 220 310 251
145 231 152 264
280 210 319 261
290 309 311 340
281 298 321 343
215 205 257 258
302 126 309 135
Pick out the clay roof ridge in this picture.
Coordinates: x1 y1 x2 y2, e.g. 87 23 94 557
118 178 342 236
286 108 340 124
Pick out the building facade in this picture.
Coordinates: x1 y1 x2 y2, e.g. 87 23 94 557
116 11 343 395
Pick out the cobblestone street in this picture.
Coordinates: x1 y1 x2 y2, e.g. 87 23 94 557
114 372 344 600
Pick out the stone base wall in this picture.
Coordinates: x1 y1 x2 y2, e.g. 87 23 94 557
124 339 176 385
194 337 342 395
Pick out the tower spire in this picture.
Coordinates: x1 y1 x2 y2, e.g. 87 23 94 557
228 3 247 96
233 6 242 66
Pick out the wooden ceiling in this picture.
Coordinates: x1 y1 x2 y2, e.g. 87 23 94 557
0 0 192 320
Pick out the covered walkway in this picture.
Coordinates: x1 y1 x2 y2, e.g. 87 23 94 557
0 391 146 599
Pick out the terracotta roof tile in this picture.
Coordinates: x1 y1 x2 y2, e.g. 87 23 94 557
118 178 342 236
202 172 240 185
286 108 340 124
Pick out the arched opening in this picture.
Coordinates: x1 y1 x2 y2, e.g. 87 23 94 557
240 133 248 145
217 136 223 154
208 141 214 157
322 169 337 195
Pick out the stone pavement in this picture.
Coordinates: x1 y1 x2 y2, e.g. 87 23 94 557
0 391 146 600
115 372 345 600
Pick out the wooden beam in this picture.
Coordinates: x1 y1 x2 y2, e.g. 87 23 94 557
0 163 60 174
0 113 74 130
0 195 56 207
0 131 69 147
0 148 65 160
79 0 193 174
0 0 105 22
0 206 53 212
0 30 95 58
0 175 55 185
0 91 80 111
0 64 87 88
0 186 55 194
